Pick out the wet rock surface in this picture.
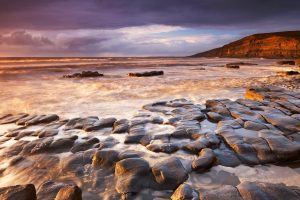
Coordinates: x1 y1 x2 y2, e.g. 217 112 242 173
63 71 103 78
225 63 240 69
0 184 36 200
37 181 82 200
171 183 198 200
277 71 300 76
199 185 243 200
277 60 296 65
237 182 300 200
1 86 300 199
115 158 151 196
192 148 216 172
152 157 188 190
128 70 164 77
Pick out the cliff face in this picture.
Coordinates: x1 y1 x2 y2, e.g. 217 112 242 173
192 31 300 58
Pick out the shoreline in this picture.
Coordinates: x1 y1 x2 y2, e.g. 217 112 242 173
0 86 300 199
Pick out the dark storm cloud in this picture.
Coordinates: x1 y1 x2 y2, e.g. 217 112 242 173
0 0 299 56
0 0 299 30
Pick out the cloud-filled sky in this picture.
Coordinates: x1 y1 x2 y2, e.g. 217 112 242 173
0 0 299 56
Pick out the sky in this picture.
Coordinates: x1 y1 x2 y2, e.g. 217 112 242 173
0 0 299 57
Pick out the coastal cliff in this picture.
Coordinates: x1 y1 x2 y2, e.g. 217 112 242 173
192 31 300 58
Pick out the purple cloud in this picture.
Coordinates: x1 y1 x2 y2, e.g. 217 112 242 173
0 1 299 56
0 0 299 30
0 31 53 46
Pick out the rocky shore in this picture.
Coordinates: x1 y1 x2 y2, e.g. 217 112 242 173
0 86 300 199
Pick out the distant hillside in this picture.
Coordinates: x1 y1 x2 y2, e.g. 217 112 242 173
192 31 300 58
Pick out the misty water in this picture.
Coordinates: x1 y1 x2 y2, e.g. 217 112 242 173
0 57 299 199
0 57 296 118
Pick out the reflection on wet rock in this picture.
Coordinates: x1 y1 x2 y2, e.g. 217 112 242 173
0 86 300 199
152 157 188 190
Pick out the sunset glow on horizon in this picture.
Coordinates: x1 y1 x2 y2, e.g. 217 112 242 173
0 0 299 57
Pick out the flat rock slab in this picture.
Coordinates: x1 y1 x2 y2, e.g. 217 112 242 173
37 181 82 200
128 70 164 77
192 148 216 172
63 71 103 78
245 86 299 101
0 86 300 199
171 183 198 200
196 182 300 200
0 113 28 124
199 185 243 200
277 60 296 65
54 185 82 200
277 71 300 76
152 157 188 190
237 182 300 200
225 63 240 69
115 158 151 194
71 138 99 153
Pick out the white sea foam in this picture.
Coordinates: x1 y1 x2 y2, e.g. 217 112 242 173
0 57 294 119
0 57 299 193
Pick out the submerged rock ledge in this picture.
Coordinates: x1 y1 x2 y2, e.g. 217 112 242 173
0 86 300 199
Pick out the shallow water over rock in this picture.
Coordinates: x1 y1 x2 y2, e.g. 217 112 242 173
0 57 299 119
0 86 300 199
0 58 300 199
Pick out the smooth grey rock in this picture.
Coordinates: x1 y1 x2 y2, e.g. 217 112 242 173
192 148 215 172
16 115 37 125
22 137 54 155
14 130 35 140
237 182 300 200
25 114 59 126
92 149 119 169
115 158 150 194
84 117 116 131
5 127 27 137
259 129 300 161
152 157 188 190
60 150 95 173
207 112 226 122
146 143 179 153
98 137 119 149
63 71 103 78
0 113 28 124
128 125 146 135
118 150 142 160
3 140 30 157
183 138 209 154
48 136 77 153
244 121 268 131
37 181 80 200
71 138 99 153
64 117 99 131
112 119 129 133
171 183 198 200
261 111 300 133
214 145 241 167
199 185 243 200
275 100 300 114
243 137 276 163
38 128 59 138
54 185 82 200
